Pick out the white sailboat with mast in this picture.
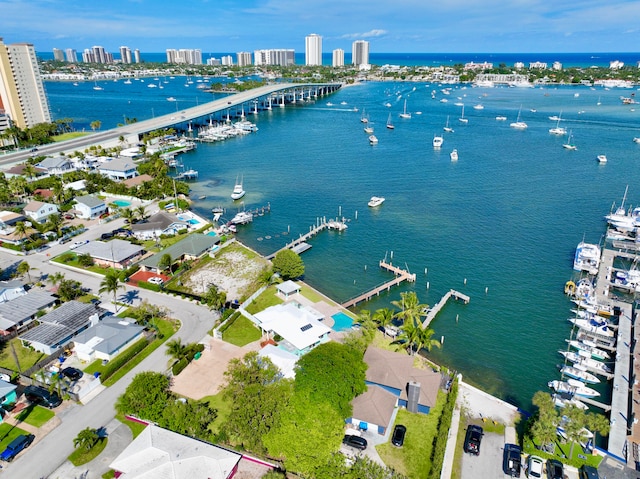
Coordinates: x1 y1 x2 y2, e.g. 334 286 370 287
458 104 468 123
386 113 395 130
443 115 454 132
399 99 411 119
563 130 577 150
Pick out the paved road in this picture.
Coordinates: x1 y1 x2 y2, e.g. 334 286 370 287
0 222 220 478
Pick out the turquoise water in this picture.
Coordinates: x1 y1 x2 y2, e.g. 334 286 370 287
112 200 131 207
46 79 640 409
332 312 354 332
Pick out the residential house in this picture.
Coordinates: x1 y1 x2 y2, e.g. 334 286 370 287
122 174 153 189
109 424 241 479
0 290 57 334
23 200 59 223
72 316 145 361
37 156 74 176
347 347 444 435
33 188 55 200
74 195 107 219
139 234 220 273
258 343 299 379
0 380 17 412
97 158 138 181
73 239 145 269
253 302 331 356
0 211 28 245
0 280 26 303
130 211 189 240
18 301 104 354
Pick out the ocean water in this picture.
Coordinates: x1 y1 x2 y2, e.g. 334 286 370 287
45 78 640 409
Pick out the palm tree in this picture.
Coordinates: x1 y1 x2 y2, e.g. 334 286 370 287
373 307 395 337
354 309 377 343
17 261 32 282
89 120 101 131
120 207 136 224
13 221 30 247
47 271 65 287
414 325 441 354
73 427 99 450
397 317 422 355
531 391 559 450
22 163 37 180
564 405 590 460
136 205 147 221
8 176 27 197
585 412 610 450
204 285 226 311
99 269 124 312
46 213 63 237
166 338 187 363
391 291 428 326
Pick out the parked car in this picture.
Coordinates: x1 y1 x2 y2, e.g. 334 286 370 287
547 459 564 479
63 213 75 220
463 425 483 455
100 232 114 240
578 465 600 479
70 239 89 249
342 435 367 450
0 434 34 461
526 455 544 478
23 385 62 408
503 444 522 477
60 367 83 381
148 277 164 285
391 424 406 447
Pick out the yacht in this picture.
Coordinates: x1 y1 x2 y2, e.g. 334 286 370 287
548 379 600 398
573 241 601 275
558 364 600 384
364 124 374 134
566 339 610 361
368 196 385 207
368 135 378 145
432 134 444 148
597 154 607 164
399 99 411 119
634 137 640 144
473 104 484 110
567 317 614 338
230 211 253 225
495 116 507 121
510 106 527 129
167 97 176 102
558 351 613 375
230 176 246 200
450 149 458 161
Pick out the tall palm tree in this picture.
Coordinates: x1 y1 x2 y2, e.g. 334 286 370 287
414 325 441 354
73 427 99 450
22 163 37 180
47 271 65 287
166 338 187 363
120 207 136 224
99 269 124 312
398 317 422 355
373 307 395 337
46 213 63 237
17 261 32 282
391 291 428 326
136 205 147 221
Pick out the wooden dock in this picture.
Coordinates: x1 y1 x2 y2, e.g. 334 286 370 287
266 218 345 260
422 289 470 329
341 260 416 309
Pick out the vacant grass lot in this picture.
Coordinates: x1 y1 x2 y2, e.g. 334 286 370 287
0 338 45 372
220 314 261 347
377 392 447 478
16 404 55 427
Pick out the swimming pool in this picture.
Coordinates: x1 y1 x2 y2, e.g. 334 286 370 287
331 312 354 332
187 219 199 225
112 200 131 207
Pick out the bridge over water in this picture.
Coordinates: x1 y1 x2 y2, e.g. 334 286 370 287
0 82 342 167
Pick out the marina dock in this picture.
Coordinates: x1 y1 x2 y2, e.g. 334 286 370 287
422 289 470 328
341 260 416 309
265 217 346 260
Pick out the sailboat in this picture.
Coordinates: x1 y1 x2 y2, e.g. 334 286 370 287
443 115 454 133
230 175 246 200
386 113 395 130
364 123 374 134
360 108 368 123
548 111 566 135
510 105 527 129
563 130 577 150
93 82 103 91
458 104 468 123
399 99 411 119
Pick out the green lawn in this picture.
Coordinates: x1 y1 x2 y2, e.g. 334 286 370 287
0 423 29 451
15 404 55 427
299 285 329 303
0 338 46 372
53 132 89 142
244 286 283 314
199 391 232 435
523 435 602 469
68 437 108 466
377 392 447 478
220 314 262 346
116 412 148 439
51 253 108 275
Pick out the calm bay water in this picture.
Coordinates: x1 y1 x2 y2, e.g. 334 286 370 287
45 77 640 409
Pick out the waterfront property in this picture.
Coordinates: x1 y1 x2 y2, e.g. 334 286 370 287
97 157 138 180
130 211 189 240
139 233 220 273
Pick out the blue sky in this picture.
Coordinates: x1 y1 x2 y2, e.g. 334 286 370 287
2 0 639 54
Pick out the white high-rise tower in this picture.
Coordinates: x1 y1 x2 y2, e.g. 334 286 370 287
305 33 322 66
352 40 370 67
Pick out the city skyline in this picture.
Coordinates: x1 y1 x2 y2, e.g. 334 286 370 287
1 0 639 54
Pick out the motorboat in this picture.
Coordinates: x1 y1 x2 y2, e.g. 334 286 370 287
573 241 601 275
634 137 640 144
473 104 484 110
558 351 612 375
597 154 607 164
567 317 614 338
368 196 385 207
230 175 246 200
559 364 600 384
433 134 444 148
364 125 374 134
399 99 411 119
167 97 177 102
450 149 458 161
211 206 224 214
553 393 588 410
495 116 507 121
230 211 253 225
369 135 378 145
566 339 610 361
510 106 527 129
548 379 600 398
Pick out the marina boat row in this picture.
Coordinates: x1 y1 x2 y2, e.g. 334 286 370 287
196 120 258 142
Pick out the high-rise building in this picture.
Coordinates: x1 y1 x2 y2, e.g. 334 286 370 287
65 48 77 63
82 46 113 64
166 48 202 65
352 40 370 67
305 33 322 66
206 57 220 66
119 46 132 64
53 48 64 62
254 49 295 67
332 49 344 67
134 49 141 63
222 55 234 66
236 52 252 67
0 38 51 130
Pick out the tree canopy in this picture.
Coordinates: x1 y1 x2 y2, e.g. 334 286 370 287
115 372 171 423
271 249 304 280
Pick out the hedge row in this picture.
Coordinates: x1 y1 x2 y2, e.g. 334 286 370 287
172 358 189 376
100 337 150 381
429 379 459 479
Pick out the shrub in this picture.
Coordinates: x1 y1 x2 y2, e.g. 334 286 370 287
138 282 161 292
100 338 150 381
172 358 188 376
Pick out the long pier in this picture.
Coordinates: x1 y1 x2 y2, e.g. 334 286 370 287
422 289 470 328
341 260 416 309
266 218 347 260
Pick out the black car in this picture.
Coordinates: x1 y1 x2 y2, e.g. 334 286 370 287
391 424 406 447
23 385 62 408
0 434 34 462
503 443 521 477
547 459 564 479
342 435 367 450
463 425 483 455
578 465 599 479
60 367 83 381
100 232 114 240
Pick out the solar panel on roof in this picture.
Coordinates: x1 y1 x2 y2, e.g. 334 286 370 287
300 324 312 332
